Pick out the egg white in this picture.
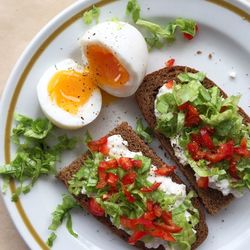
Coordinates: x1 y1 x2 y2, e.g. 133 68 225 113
37 59 102 129
81 21 148 97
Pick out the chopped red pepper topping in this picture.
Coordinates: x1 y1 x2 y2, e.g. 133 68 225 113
196 177 209 189
161 211 172 222
107 172 119 187
241 137 247 148
156 222 183 233
89 198 105 217
178 102 200 127
148 227 176 242
165 80 174 89
118 157 134 170
99 143 109 155
187 141 201 158
205 141 234 163
165 58 175 68
234 137 250 157
154 164 176 176
122 171 137 185
200 127 215 150
128 231 147 245
120 216 154 229
120 206 181 244
88 136 109 154
187 140 235 163
123 187 136 203
187 132 250 181
191 126 215 149
146 200 154 211
143 211 156 220
96 166 107 189
99 160 118 171
229 160 240 179
190 133 203 146
144 201 160 220
120 216 134 229
131 159 143 168
183 24 198 40
153 204 162 217
140 182 161 193
105 159 118 169
96 160 119 189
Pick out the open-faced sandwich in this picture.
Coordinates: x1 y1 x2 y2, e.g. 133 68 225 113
58 122 208 249
136 66 250 214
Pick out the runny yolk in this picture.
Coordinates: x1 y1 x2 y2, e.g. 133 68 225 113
48 70 95 114
86 44 129 88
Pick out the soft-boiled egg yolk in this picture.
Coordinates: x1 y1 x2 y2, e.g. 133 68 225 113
81 21 148 97
86 44 129 88
48 70 95 114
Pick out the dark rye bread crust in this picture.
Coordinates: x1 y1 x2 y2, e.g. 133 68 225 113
135 66 250 214
58 122 207 249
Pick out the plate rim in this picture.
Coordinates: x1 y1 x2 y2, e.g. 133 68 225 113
0 0 249 249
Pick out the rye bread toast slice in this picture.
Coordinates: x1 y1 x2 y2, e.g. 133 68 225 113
135 66 250 214
58 122 208 249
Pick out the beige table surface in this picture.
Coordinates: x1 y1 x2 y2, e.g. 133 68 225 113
0 1 75 249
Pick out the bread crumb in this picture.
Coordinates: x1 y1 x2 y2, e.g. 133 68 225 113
229 71 236 79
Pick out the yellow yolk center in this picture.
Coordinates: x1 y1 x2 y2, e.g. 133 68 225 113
48 70 96 114
86 44 129 88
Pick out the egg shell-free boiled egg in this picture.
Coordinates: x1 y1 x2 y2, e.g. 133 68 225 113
81 21 148 97
37 59 102 129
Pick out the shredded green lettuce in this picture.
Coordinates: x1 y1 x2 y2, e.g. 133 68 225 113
83 130 92 146
66 213 78 238
12 113 52 142
136 18 197 46
82 5 100 24
2 177 9 194
135 119 153 144
126 0 141 23
68 152 103 196
126 0 197 49
0 114 77 201
170 191 199 250
46 232 57 247
48 195 78 231
188 159 226 177
47 194 78 247
177 72 206 83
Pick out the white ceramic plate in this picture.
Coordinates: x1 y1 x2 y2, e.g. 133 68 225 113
0 0 250 249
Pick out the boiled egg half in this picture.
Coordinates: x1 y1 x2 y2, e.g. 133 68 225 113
37 59 102 129
37 21 148 129
81 21 148 97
